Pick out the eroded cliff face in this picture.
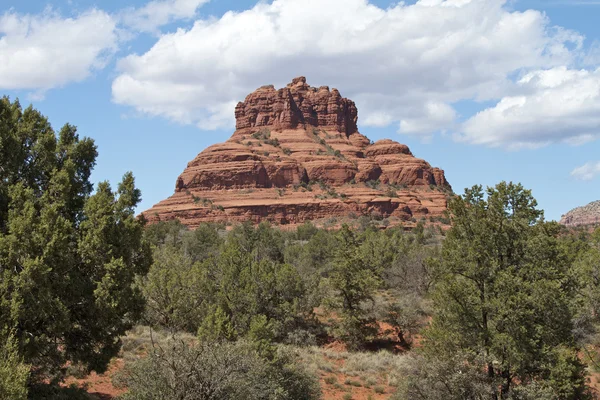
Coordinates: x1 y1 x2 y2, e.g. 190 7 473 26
142 77 452 228
560 201 600 228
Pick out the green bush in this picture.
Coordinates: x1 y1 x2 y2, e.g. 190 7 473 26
0 335 29 400
393 353 492 400
114 340 321 400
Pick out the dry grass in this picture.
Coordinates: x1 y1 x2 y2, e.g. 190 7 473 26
120 326 197 362
292 345 408 399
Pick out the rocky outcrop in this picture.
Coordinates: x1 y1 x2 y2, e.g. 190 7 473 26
235 77 358 135
560 200 600 228
142 78 452 228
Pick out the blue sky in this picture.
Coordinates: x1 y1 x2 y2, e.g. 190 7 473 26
2 0 600 221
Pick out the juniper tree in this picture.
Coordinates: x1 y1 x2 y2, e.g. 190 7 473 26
0 97 152 379
423 182 589 399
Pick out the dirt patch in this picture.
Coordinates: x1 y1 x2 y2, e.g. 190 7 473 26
63 359 125 400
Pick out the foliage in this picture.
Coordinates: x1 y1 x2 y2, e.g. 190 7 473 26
326 225 382 349
379 293 427 347
114 340 321 400
0 334 29 400
0 97 152 378
420 182 589 398
140 222 313 342
393 352 493 400
139 246 206 332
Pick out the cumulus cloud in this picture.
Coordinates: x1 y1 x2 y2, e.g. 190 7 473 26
459 67 600 149
119 0 209 33
112 0 583 132
0 9 118 95
571 161 600 181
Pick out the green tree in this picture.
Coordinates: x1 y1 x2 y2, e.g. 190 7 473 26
0 97 151 378
425 182 588 398
0 334 29 400
327 225 381 349
140 246 206 332
204 239 311 340
183 223 223 262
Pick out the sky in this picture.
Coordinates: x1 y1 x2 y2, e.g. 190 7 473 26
2 0 600 221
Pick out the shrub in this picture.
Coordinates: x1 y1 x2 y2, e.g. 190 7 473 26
374 385 385 394
284 329 317 347
139 246 206 332
265 138 280 147
365 180 380 189
0 335 29 400
324 376 337 385
296 221 319 241
114 340 321 400
392 353 492 400
385 188 398 198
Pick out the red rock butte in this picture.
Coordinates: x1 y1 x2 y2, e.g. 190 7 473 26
142 77 452 228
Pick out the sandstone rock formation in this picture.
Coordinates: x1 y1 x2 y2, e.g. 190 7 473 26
560 200 600 228
142 77 452 228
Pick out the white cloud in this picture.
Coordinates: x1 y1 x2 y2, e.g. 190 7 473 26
120 0 210 33
459 67 600 149
112 0 583 132
400 102 457 135
0 9 118 94
571 161 600 181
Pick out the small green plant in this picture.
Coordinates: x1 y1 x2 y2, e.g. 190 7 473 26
374 385 385 394
385 188 398 198
324 376 337 385
365 179 381 189
282 147 292 155
252 128 271 140
342 394 353 400
265 138 280 147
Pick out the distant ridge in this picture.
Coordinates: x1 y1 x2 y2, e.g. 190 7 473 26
560 200 600 228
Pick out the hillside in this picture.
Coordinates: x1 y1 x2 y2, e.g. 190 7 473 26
142 77 451 228
560 200 600 227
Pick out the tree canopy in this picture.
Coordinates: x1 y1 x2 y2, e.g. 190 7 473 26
417 182 589 399
0 97 151 381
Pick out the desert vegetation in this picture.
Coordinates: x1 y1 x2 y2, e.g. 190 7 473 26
4 98 600 399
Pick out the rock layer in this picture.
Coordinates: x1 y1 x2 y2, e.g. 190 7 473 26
560 200 600 228
143 78 452 228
